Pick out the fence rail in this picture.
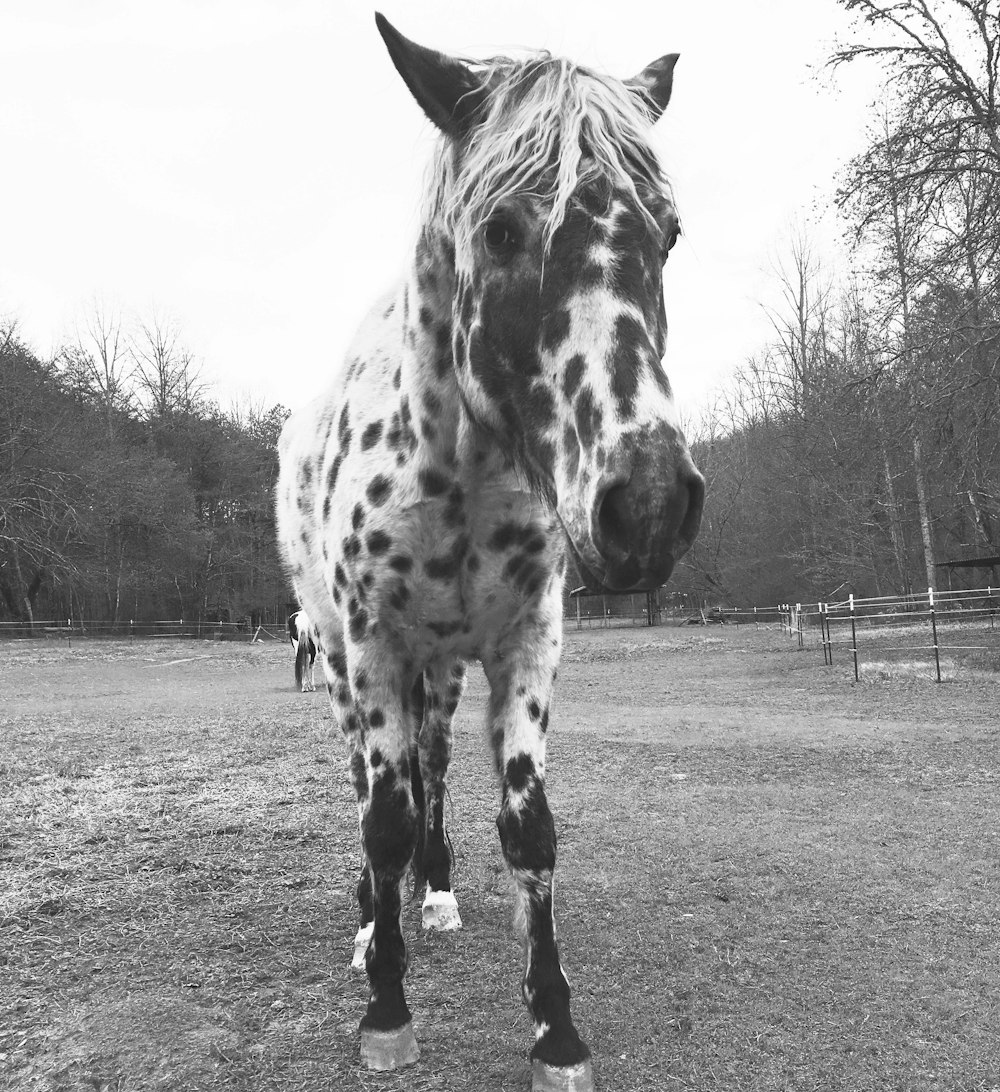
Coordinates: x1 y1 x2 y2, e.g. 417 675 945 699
0 618 288 644
776 586 1000 682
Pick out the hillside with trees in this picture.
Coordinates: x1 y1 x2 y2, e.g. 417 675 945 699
0 313 290 626
680 0 1000 606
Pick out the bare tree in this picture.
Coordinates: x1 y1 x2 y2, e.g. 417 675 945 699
831 0 1000 174
62 299 133 437
131 313 204 419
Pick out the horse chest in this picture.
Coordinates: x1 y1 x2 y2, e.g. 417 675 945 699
356 486 564 662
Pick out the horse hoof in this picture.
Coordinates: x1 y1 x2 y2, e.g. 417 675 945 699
360 1023 420 1071
531 1058 595 1092
351 922 374 970
422 888 462 931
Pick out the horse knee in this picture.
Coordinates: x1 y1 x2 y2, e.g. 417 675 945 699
496 784 556 874
364 765 419 876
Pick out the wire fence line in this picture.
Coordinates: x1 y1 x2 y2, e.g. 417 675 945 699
6 588 998 683
0 618 289 644
774 586 1000 682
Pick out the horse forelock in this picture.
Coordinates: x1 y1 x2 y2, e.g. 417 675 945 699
423 53 670 266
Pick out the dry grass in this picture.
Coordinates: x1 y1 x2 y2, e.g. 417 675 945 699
2 632 999 1091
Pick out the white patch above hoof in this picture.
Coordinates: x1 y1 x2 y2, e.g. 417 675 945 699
531 1058 594 1092
421 888 462 931
360 1023 420 1071
351 922 374 970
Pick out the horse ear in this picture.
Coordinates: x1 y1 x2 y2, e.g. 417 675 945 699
625 53 679 123
375 13 486 136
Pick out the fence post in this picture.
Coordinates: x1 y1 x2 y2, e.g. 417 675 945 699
796 603 803 649
989 586 995 631
826 603 833 666
576 595 581 631
67 617 72 651
754 605 758 628
928 587 941 683
849 594 858 682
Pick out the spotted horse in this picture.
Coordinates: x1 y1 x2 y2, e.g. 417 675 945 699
275 13 704 1091
288 608 319 692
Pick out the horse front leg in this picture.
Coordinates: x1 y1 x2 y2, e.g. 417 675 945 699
351 655 421 1071
484 637 593 1092
417 659 466 931
322 645 374 968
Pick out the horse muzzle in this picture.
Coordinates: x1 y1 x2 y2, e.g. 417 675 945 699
584 434 704 592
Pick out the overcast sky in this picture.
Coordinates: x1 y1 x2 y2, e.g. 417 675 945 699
0 0 881 418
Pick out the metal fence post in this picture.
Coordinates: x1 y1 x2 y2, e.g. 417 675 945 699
849 594 858 682
929 587 941 683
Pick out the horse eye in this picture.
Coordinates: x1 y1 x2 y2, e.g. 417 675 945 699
483 219 515 252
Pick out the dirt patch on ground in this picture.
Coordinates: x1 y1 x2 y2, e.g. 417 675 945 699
28 994 237 1091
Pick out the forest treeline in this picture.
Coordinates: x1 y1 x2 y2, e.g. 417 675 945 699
682 0 1000 606
0 312 291 625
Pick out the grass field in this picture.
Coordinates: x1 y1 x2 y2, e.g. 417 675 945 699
2 627 999 1091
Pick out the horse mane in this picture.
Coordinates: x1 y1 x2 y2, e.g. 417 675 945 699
424 52 669 266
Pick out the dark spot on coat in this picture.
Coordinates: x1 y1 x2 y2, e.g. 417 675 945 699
419 468 450 497
366 475 392 506
574 387 601 448
361 420 384 451
366 530 392 555
563 354 586 400
326 455 342 493
541 308 571 351
505 753 536 794
611 314 646 420
427 619 462 637
349 607 370 642
425 535 468 580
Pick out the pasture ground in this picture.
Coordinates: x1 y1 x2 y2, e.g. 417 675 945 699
1 626 998 1092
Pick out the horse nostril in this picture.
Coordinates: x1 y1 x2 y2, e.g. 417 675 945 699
596 480 634 561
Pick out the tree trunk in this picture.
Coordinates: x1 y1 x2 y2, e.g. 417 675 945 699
911 428 936 589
